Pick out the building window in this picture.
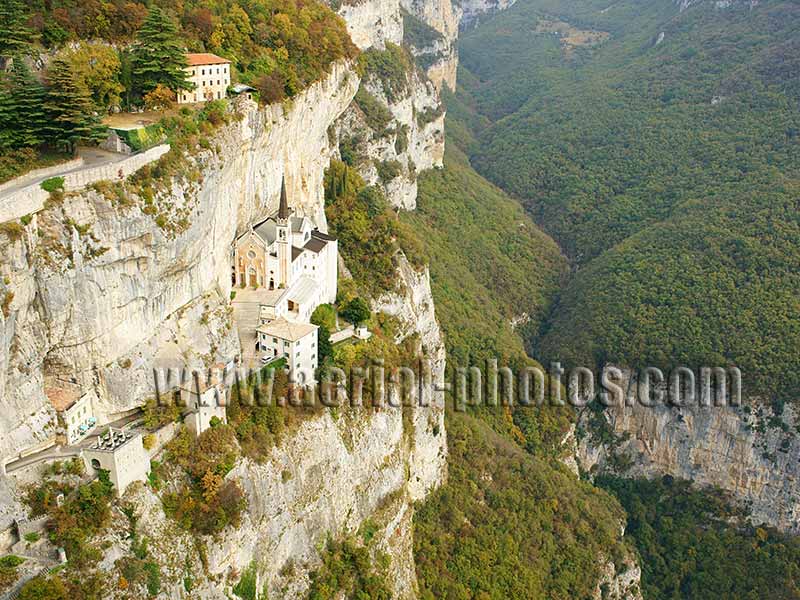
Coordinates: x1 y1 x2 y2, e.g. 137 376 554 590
202 69 205 75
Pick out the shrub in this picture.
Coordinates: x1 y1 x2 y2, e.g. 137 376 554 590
359 43 412 102
41 176 65 193
142 434 156 451
354 87 393 134
0 222 25 241
375 159 402 183
254 71 286 105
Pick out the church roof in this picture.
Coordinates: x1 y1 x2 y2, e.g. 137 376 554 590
287 276 320 306
311 229 336 242
292 246 304 261
304 237 327 253
257 317 317 342
278 177 290 220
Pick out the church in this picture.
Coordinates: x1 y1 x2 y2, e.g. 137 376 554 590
232 178 338 374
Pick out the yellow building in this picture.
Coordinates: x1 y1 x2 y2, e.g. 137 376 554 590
179 53 231 104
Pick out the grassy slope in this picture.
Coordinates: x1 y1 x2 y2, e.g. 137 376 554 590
458 0 800 399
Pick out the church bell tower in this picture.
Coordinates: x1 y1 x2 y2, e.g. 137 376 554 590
276 176 291 287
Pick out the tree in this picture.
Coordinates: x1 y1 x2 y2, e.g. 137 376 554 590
18 574 68 600
44 57 107 155
52 42 124 111
317 325 333 365
0 60 46 149
131 6 193 97
143 84 176 111
0 0 34 59
341 297 371 326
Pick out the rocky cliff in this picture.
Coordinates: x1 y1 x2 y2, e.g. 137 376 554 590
0 45 448 594
575 369 800 533
458 0 517 29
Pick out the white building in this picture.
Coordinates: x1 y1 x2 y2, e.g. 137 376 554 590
256 318 319 376
179 53 231 104
232 177 338 373
179 375 228 438
46 385 97 445
83 429 150 497
232 178 338 306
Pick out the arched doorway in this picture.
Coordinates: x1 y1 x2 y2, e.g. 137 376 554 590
248 268 257 288
269 278 275 290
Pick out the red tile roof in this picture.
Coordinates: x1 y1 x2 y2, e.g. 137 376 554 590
186 53 231 66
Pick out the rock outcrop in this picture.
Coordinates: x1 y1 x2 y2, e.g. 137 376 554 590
458 0 517 29
576 369 800 533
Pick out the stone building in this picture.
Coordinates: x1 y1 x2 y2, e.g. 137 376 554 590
45 384 97 445
256 318 319 376
179 374 228 438
83 429 150 497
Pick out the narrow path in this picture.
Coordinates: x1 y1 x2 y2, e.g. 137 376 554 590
4 410 143 474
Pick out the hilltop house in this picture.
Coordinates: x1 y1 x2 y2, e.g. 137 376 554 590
232 177 338 374
180 53 231 104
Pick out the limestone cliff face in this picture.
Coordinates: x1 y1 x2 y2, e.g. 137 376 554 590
1 20 449 597
332 65 444 210
458 0 517 29
331 0 451 210
0 62 359 529
336 0 404 49
575 370 800 533
400 0 460 91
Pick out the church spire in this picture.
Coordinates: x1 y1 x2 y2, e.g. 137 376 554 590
278 176 290 221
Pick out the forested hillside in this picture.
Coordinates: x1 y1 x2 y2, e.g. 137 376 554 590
457 0 800 400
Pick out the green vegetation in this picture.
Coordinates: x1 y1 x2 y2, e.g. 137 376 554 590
161 425 246 535
233 562 260 600
40 177 64 193
400 96 566 370
307 536 392 600
374 159 402 183
22 473 115 568
598 476 800 599
325 160 423 296
114 123 164 152
359 43 412 102
402 10 444 50
353 87 393 136
23 0 357 105
0 555 25 591
414 413 629 600
340 297 370 326
457 0 800 401
130 6 193 98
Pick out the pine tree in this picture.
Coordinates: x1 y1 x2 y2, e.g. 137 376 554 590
44 57 107 155
0 61 47 149
131 7 193 97
0 0 34 58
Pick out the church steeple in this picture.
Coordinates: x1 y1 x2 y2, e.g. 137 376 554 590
277 176 290 222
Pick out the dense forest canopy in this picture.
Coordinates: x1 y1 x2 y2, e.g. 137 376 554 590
457 0 800 400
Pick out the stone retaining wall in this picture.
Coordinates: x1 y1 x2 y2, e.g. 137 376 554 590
0 144 170 224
